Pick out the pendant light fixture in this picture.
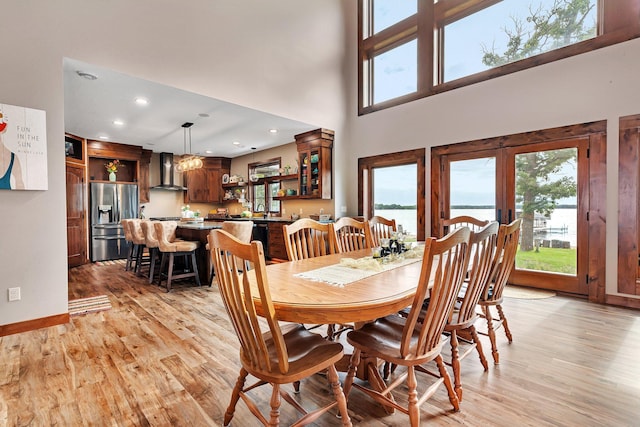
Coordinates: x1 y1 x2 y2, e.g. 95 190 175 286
175 122 203 172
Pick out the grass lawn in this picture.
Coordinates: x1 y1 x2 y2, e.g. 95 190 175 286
516 246 577 274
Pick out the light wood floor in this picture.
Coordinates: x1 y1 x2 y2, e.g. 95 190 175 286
1 261 639 426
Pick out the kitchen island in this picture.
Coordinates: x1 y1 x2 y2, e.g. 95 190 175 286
176 217 295 283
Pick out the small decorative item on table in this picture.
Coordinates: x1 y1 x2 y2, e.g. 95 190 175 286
105 159 121 182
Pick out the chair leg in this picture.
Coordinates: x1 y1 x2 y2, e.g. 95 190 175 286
406 365 419 427
158 252 167 287
125 243 135 271
483 305 500 365
449 330 462 402
343 348 361 399
135 245 145 276
166 253 175 292
148 248 157 284
326 364 351 425
269 383 282 426
223 368 248 427
436 354 460 412
497 304 513 342
469 325 489 371
191 252 201 286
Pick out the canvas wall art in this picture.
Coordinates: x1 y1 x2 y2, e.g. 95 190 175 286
0 103 48 190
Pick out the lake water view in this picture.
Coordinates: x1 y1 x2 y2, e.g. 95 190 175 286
375 208 577 247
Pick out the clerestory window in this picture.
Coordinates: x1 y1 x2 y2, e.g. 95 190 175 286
359 0 640 114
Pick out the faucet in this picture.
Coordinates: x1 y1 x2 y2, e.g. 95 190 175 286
256 203 265 212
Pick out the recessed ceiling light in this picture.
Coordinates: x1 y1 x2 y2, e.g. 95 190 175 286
232 141 241 146
269 128 278 133
76 70 98 80
99 135 109 140
205 150 213 154
112 119 124 126
198 113 210 118
134 97 149 105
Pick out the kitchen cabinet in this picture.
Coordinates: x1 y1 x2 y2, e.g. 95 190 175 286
267 221 288 260
183 157 231 203
139 149 152 203
295 128 333 199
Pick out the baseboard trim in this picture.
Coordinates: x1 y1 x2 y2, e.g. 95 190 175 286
0 313 70 337
605 294 640 310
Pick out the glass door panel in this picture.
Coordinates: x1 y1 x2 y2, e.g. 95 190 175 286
449 157 497 222
373 164 417 239
506 138 589 295
514 148 577 275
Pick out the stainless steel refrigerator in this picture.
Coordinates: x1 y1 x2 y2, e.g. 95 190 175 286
90 182 139 262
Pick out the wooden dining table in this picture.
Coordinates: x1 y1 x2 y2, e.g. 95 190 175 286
254 248 424 324
250 247 426 414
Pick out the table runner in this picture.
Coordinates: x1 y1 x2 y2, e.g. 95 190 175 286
294 253 422 287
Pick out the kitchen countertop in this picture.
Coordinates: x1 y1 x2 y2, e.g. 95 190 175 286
176 221 224 230
204 216 297 223
176 217 297 229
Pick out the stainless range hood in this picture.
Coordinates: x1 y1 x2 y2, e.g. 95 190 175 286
151 152 187 191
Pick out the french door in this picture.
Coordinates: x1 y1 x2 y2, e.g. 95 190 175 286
432 123 605 296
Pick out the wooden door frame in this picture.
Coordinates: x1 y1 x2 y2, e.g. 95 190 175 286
358 148 426 241
431 121 606 302
504 138 589 294
66 161 88 267
615 114 640 308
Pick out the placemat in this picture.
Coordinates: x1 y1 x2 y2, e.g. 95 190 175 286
294 256 421 287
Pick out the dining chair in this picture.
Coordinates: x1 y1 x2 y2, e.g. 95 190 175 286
283 218 336 261
283 217 341 349
477 218 522 365
332 217 373 253
445 221 498 401
343 226 472 427
441 215 489 237
208 229 352 427
154 221 201 292
368 215 396 247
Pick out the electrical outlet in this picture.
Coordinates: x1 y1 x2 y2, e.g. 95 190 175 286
341 206 347 213
8 287 21 302
299 208 303 215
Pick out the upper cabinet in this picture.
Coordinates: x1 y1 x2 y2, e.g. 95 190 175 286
184 157 231 203
86 140 152 203
65 133 86 165
296 128 334 199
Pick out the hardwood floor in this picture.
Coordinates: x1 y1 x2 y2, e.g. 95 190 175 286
1 261 639 426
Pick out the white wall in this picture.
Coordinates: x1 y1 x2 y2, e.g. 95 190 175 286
0 0 348 326
340 0 640 298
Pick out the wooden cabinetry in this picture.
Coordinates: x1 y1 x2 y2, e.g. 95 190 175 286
222 182 248 202
65 133 88 267
295 128 333 199
86 140 152 202
183 157 231 203
267 222 288 260
139 149 152 203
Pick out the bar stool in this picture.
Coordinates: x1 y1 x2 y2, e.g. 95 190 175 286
121 219 136 271
129 219 150 276
140 220 161 284
154 221 201 292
